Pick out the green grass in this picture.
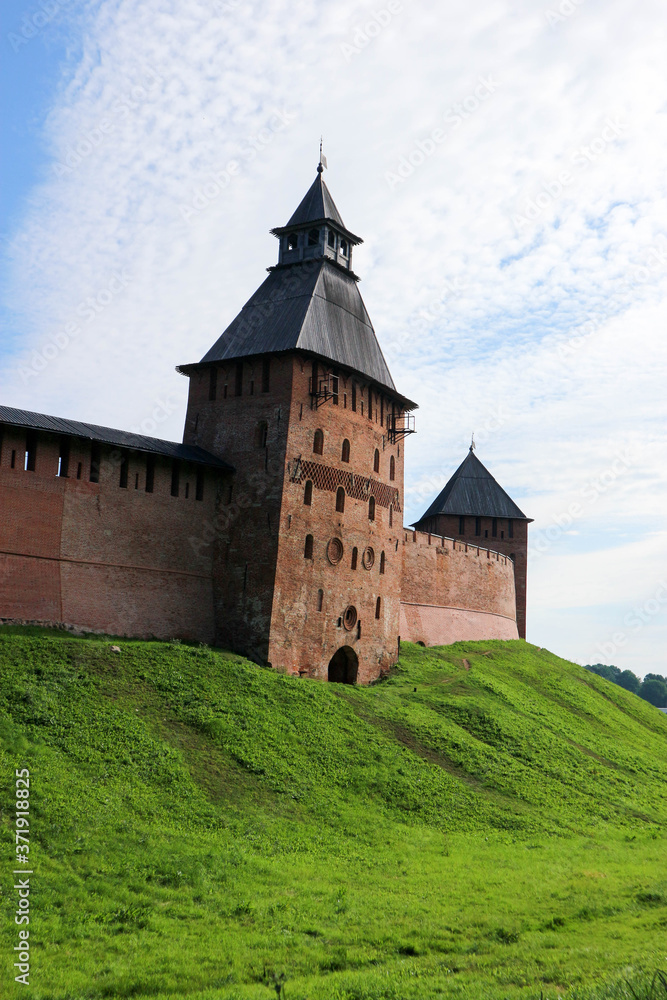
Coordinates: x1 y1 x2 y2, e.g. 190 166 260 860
0 629 666 999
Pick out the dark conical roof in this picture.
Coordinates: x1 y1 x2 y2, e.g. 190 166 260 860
414 450 530 523
195 259 400 393
286 171 345 228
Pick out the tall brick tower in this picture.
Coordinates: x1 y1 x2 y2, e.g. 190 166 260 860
179 163 417 682
412 447 532 638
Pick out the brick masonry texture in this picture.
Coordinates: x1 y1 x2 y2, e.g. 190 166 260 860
1 352 528 681
0 427 221 641
400 605 518 646
416 513 528 638
399 529 519 645
269 357 404 682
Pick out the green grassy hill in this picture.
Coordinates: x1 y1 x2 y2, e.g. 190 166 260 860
0 630 666 1000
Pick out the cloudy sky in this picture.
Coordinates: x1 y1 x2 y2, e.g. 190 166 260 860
2 0 666 675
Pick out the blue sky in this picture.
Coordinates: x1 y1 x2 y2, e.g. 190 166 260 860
1 3 80 221
1 0 666 674
0 0 84 343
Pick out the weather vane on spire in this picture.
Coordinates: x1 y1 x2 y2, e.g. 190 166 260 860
470 432 476 452
318 137 327 173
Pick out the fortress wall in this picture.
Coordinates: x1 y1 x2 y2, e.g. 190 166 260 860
399 529 518 646
0 432 64 620
59 563 214 641
420 512 529 639
0 427 220 641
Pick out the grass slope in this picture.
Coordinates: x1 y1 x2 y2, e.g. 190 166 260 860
0 629 666 1000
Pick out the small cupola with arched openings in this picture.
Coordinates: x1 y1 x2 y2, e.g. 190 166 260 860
270 158 363 274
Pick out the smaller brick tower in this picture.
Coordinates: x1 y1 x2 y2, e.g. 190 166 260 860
179 162 417 681
412 447 532 638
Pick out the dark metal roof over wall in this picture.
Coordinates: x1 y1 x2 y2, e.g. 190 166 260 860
414 450 531 522
285 172 346 229
194 258 405 397
0 406 233 470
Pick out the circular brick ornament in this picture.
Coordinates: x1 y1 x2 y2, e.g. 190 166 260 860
362 546 375 570
343 605 358 631
327 537 344 565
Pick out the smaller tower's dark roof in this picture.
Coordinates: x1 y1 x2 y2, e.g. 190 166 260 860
0 406 233 471
414 450 531 523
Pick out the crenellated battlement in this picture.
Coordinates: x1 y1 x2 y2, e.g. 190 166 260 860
399 524 518 648
403 527 514 566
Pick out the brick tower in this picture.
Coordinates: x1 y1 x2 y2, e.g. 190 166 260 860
412 447 532 638
179 163 417 682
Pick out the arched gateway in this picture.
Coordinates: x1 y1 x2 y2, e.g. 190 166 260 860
327 646 358 684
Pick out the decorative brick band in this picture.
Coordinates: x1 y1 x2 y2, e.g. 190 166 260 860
289 458 401 511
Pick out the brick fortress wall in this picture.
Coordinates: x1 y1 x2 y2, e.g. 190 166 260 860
417 513 528 638
399 529 519 646
0 426 222 640
1 361 526 672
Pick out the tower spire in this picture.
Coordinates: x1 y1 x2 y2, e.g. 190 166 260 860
318 137 327 173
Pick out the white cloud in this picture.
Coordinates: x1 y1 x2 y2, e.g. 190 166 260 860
2 0 667 673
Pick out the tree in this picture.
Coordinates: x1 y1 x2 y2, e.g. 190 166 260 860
584 664 621 684
638 679 667 708
617 669 641 694
643 673 666 684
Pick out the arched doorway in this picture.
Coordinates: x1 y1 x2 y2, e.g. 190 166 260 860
327 646 359 684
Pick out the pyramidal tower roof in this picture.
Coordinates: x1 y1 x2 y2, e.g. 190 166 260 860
414 449 531 523
285 169 346 229
179 164 414 404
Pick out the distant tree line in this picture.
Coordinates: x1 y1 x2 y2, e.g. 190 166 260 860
584 664 667 707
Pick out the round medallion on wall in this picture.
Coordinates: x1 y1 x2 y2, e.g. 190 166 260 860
343 605 358 631
362 546 375 570
327 537 344 565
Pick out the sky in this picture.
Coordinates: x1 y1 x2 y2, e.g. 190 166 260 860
1 0 667 676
